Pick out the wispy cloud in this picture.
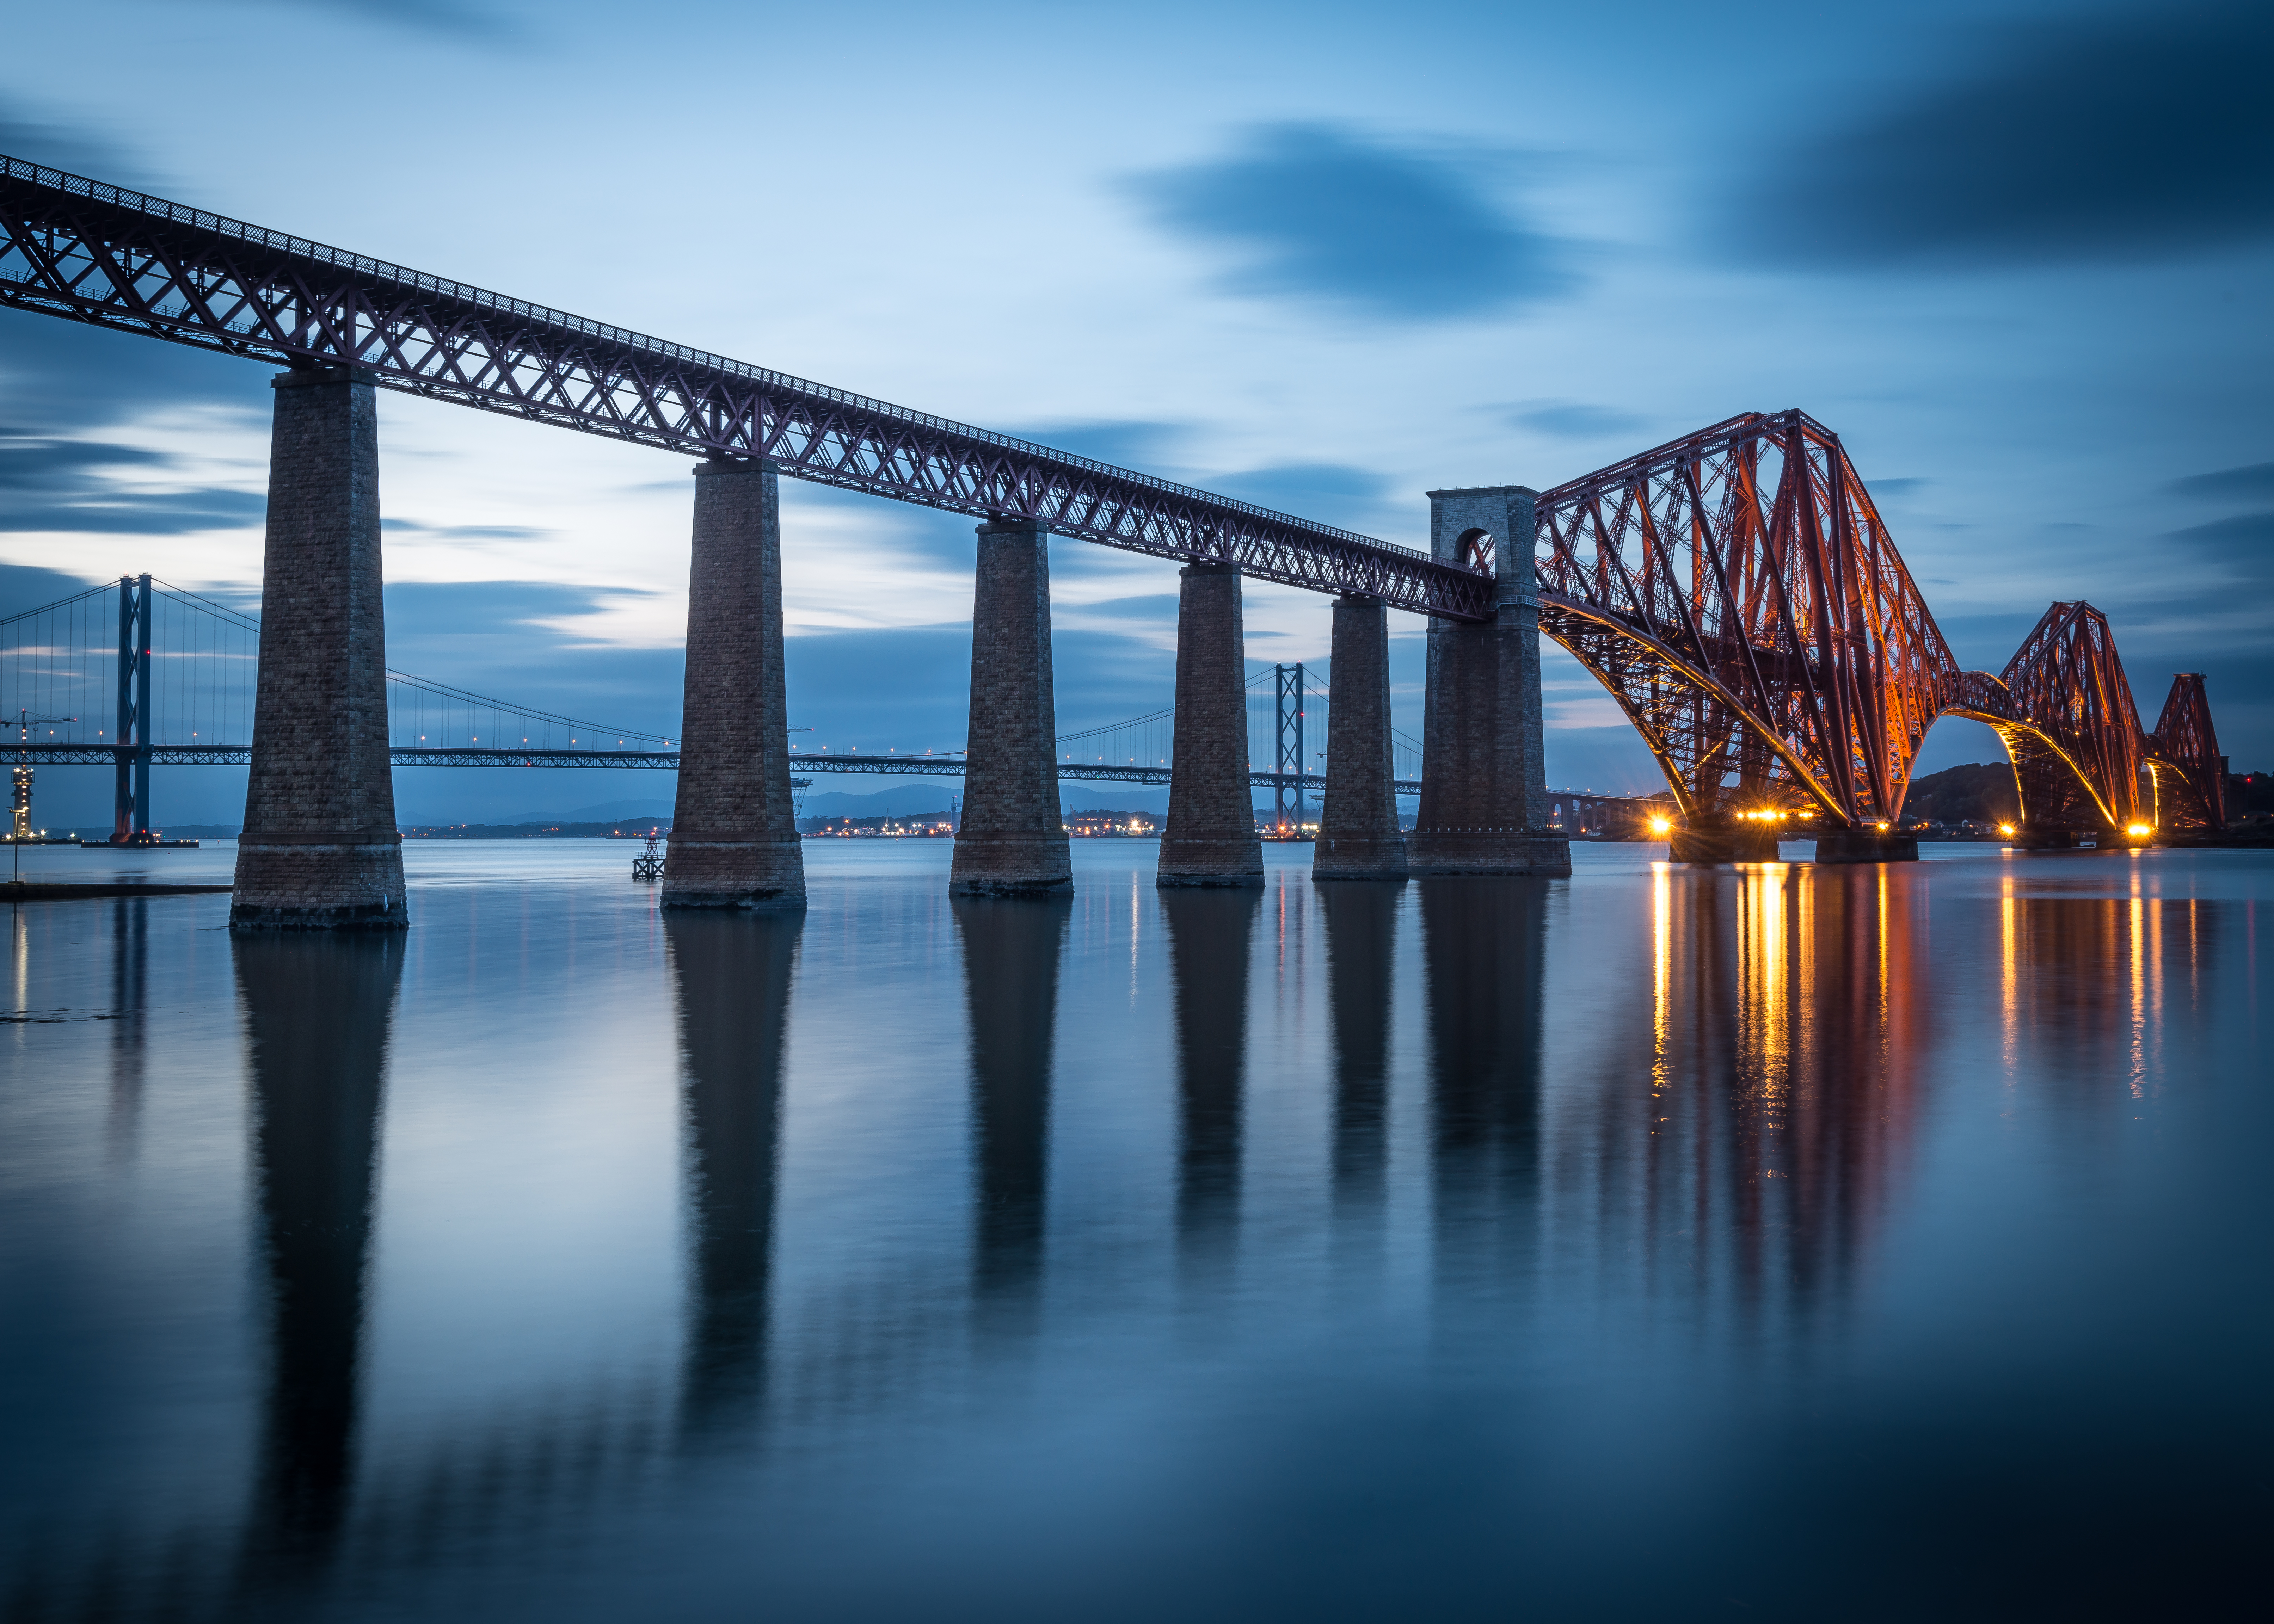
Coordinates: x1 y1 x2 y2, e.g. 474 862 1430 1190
1127 123 1572 321
1499 402 1645 441
0 432 263 534
2167 461 2274 504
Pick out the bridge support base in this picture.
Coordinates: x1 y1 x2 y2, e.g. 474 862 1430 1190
1313 594 1406 879
1812 827 1920 864
952 519 1072 896
1669 821 1786 864
661 459 806 911
1158 563 1264 888
1404 487 1570 878
2013 825 2084 851
232 368 408 931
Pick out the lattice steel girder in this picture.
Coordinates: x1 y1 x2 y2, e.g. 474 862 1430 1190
1989 601 2145 829
1532 409 1961 825
11 746 251 766
2146 672 2225 829
0 156 1491 622
1537 599 1842 820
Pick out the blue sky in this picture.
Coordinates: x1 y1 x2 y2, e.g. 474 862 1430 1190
2 0 2269 825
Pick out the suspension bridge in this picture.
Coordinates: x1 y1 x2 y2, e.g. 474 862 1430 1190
0 154 2227 920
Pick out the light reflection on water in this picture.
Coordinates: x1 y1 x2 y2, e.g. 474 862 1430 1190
1 841 2268 1622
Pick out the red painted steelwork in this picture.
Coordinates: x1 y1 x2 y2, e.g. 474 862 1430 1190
1535 412 2219 834
2147 674 2225 830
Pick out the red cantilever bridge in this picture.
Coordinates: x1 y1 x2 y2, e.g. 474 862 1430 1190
0 155 2225 861
1532 411 2226 839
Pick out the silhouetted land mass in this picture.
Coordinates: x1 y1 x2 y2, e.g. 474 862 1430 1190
1905 763 2019 825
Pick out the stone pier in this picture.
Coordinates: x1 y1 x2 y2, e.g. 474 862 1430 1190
1670 819 1785 864
231 368 408 930
951 519 1072 896
1406 487 1571 878
660 458 805 910
1812 825 1921 864
1158 562 1263 888
1313 593 1406 879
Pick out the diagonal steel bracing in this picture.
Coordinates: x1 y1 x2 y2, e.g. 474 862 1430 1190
0 155 1491 621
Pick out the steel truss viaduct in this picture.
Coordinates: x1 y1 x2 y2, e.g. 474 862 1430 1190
0 159 2225 860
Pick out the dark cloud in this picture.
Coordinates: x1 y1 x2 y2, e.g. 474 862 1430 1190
232 0 511 38
0 98 158 189
382 517 551 541
1736 5 2274 267
1863 477 1929 498
1062 592 1179 621
383 579 662 640
1210 462 1395 530
383 581 686 737
1129 124 1570 320
2167 461 2274 504
0 431 264 534
1502 402 1645 441
0 436 170 487
0 305 271 433
0 560 114 624
2169 511 2274 582
1001 421 1191 471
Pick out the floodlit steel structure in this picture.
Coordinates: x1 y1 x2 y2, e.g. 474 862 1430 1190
2147 672 2227 831
0 155 1487 621
1533 411 2221 833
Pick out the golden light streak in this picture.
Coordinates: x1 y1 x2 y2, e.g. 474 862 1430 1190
1651 862 1672 1114
2000 870 2018 1074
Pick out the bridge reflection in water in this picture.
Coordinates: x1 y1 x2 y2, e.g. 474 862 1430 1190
0 853 2251 1620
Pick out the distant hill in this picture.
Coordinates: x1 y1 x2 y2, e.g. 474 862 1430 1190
1906 762 2018 825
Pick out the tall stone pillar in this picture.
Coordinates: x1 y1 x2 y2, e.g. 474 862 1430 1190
1407 486 1572 878
232 368 407 931
951 519 1071 896
661 458 805 910
1313 593 1406 878
1157 562 1263 888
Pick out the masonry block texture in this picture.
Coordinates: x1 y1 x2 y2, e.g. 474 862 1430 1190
1159 564 1264 888
660 460 806 910
231 369 408 931
952 520 1073 896
1671 822 1785 864
1811 827 1920 864
1313 594 1407 879
1408 487 1572 878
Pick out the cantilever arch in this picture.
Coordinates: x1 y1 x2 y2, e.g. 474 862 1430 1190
232 367 408 930
1158 562 1263 888
1313 593 1406 878
660 458 806 910
1406 486 1572 877
951 518 1072 895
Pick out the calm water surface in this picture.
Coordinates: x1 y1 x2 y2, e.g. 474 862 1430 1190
3 839 2268 1621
